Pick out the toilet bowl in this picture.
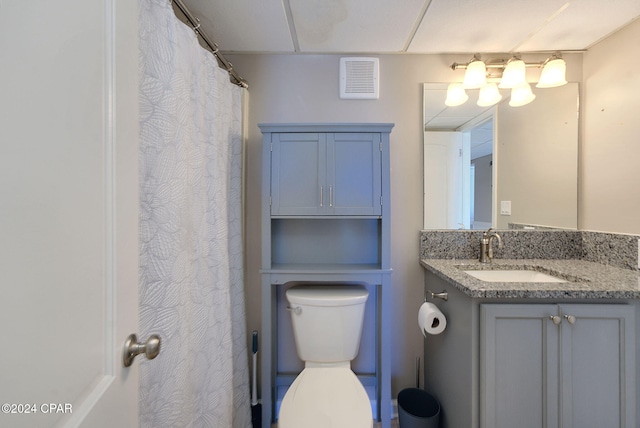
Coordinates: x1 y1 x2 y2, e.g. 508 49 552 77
278 285 372 428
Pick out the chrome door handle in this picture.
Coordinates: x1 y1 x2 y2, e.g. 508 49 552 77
320 186 324 207
123 333 161 367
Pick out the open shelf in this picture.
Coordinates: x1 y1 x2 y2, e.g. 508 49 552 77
271 218 381 267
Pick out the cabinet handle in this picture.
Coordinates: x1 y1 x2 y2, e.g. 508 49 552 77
564 314 576 325
320 186 323 207
549 315 562 325
329 185 333 207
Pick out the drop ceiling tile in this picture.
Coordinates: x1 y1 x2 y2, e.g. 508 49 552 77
181 0 295 52
517 0 640 51
289 0 425 52
409 0 569 53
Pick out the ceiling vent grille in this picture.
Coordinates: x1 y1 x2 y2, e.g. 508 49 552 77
340 57 379 99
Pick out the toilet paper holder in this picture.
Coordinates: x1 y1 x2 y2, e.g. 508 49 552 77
425 290 448 302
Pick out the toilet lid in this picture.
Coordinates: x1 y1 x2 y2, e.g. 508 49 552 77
279 367 373 428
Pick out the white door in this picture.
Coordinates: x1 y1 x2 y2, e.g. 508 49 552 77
0 1 142 427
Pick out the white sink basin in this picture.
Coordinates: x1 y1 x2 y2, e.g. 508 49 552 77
464 269 567 283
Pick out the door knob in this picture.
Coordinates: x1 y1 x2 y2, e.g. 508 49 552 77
123 333 161 367
564 314 576 325
549 315 561 325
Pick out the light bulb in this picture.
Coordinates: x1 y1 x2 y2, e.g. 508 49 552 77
445 83 469 106
499 59 526 89
509 82 536 107
462 60 486 89
537 58 567 88
477 83 502 107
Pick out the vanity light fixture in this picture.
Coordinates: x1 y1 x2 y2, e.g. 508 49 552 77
445 83 469 106
477 83 502 107
536 53 567 88
447 52 567 107
498 57 527 89
509 82 536 107
462 55 487 89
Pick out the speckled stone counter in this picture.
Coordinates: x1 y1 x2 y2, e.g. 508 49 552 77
420 258 640 300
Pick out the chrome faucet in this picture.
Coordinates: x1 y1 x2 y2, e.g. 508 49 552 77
479 228 502 263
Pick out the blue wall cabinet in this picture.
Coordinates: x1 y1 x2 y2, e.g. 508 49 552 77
259 123 393 428
270 131 382 216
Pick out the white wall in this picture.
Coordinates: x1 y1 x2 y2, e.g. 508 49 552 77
581 18 640 234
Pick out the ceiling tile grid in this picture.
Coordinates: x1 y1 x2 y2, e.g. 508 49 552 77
289 0 427 52
182 0 295 52
180 0 640 54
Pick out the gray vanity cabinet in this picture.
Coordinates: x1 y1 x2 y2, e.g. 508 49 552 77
481 303 636 428
270 131 382 216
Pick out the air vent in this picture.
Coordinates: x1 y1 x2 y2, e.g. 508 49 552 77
339 57 379 99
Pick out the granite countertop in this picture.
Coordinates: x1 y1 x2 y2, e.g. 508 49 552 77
420 258 640 300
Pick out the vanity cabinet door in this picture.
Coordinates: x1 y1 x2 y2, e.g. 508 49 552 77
481 304 560 428
558 304 635 428
482 304 636 428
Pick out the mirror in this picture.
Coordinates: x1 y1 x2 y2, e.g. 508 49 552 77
423 82 578 230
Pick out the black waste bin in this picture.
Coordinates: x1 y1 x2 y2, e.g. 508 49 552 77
397 388 440 428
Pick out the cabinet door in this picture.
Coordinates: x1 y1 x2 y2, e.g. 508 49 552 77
271 133 326 215
559 304 636 428
481 304 560 428
328 133 382 215
271 132 382 216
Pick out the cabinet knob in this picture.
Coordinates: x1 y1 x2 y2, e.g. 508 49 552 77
564 314 576 325
549 315 561 325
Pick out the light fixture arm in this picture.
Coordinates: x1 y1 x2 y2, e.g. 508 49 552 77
451 52 564 71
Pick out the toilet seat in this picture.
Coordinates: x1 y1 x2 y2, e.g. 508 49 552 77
278 367 373 428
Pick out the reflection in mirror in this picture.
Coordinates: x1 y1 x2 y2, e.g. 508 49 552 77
423 82 578 230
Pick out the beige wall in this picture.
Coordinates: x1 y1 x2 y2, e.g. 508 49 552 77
581 19 640 234
230 54 452 396
228 37 632 397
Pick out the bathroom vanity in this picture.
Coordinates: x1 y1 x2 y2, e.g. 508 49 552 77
259 123 394 428
420 230 639 428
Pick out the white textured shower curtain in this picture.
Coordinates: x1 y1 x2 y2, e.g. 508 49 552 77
138 1 250 426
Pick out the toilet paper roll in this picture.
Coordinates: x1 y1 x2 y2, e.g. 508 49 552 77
418 302 447 336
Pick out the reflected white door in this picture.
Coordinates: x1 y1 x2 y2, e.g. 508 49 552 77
0 1 141 427
423 131 470 229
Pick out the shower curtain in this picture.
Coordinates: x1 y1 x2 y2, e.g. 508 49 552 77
138 0 250 426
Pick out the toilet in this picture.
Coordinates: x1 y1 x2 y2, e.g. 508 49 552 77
278 284 373 428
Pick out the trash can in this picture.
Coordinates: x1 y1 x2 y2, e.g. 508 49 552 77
397 388 440 428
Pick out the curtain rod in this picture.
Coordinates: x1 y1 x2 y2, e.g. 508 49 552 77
172 0 248 88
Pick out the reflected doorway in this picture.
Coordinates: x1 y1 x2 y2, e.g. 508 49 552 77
468 118 493 230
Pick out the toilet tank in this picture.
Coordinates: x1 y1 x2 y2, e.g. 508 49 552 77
285 285 369 363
